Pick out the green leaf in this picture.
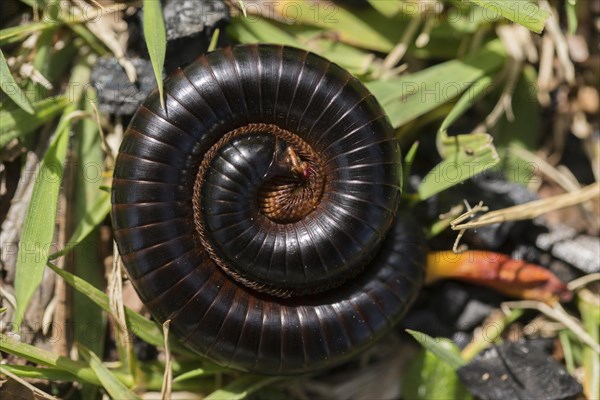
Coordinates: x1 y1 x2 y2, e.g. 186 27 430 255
367 39 506 128
227 18 376 76
367 0 402 17
265 1 406 52
494 65 541 184
0 49 34 114
406 329 466 369
468 0 551 33
438 73 495 137
418 133 499 200
445 3 496 34
403 346 472 400
205 375 281 400
0 333 101 385
13 114 71 328
227 17 297 47
143 0 166 109
79 345 141 400
0 96 69 148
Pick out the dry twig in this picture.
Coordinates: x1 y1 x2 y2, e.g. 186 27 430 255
451 183 599 231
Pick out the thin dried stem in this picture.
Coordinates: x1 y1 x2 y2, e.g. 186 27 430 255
502 301 600 354
450 201 488 253
567 273 600 291
451 183 599 231
378 16 422 78
161 320 173 400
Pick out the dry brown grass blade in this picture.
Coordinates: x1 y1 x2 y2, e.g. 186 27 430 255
501 301 600 354
108 242 127 337
161 320 173 400
451 182 599 231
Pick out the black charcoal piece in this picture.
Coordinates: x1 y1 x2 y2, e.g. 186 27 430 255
536 225 600 274
433 281 505 330
162 0 229 41
457 341 582 400
91 58 157 116
403 281 504 344
136 0 230 71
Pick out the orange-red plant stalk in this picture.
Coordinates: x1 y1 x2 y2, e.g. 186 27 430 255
426 251 571 303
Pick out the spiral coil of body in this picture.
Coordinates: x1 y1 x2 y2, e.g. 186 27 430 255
111 44 425 374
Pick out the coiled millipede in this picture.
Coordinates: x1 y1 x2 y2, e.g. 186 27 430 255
111 44 426 374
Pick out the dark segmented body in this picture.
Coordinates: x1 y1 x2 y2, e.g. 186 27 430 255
111 44 426 374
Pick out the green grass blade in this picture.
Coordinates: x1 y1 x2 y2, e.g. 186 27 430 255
208 28 220 52
418 132 499 200
13 114 70 329
406 329 465 369
205 375 281 400
68 91 108 399
12 58 92 328
566 0 578 34
0 49 34 114
143 0 166 109
559 330 575 374
45 261 160 345
48 191 110 260
2 363 214 392
0 365 80 382
44 262 192 355
469 0 550 33
237 0 247 17
0 333 101 385
172 366 223 383
69 24 108 55
0 96 68 148
21 28 55 108
79 345 141 400
402 141 419 193
580 293 600 399
0 21 59 45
